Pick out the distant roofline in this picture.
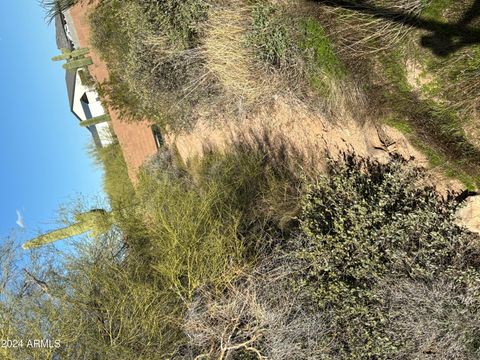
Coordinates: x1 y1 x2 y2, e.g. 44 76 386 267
65 69 82 122
55 13 74 51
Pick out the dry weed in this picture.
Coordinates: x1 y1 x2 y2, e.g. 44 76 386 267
313 0 426 58
202 2 279 103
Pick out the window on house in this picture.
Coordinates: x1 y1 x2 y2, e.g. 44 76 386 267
80 93 90 104
151 125 164 149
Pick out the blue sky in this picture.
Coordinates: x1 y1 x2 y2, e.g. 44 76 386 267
0 3 104 242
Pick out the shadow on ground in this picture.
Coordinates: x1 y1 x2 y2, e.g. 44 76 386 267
311 0 480 56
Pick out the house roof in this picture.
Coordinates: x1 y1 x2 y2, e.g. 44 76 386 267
65 69 79 120
55 13 73 51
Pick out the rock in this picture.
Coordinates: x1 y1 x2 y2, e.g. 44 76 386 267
456 195 480 234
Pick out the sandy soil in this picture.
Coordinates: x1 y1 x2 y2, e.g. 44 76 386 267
167 96 425 164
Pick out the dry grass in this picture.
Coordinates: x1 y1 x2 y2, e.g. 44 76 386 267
202 2 278 103
308 0 426 59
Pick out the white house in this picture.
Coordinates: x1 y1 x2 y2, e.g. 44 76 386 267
55 12 113 148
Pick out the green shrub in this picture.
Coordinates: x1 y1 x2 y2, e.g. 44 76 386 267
248 2 290 67
132 169 244 299
292 153 480 359
128 134 304 299
90 0 210 129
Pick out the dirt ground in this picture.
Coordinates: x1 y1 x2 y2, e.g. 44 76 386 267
168 95 422 164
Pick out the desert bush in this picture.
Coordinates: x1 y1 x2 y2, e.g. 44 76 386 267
381 277 480 359
184 153 480 359
131 170 244 300
291 153 480 359
89 141 135 208
15 233 184 359
184 257 331 360
195 131 307 244
90 0 211 129
129 132 305 301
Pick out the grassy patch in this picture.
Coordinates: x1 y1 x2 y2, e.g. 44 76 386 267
301 18 344 79
410 139 477 189
300 18 345 94
421 0 455 20
375 43 480 187
398 97 480 186
384 116 413 134
380 50 411 93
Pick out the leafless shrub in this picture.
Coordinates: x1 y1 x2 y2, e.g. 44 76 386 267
380 277 480 360
183 256 331 360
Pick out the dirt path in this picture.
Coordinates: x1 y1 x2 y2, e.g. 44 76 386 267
168 96 424 164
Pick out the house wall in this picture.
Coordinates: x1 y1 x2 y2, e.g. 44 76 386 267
69 1 159 184
94 122 113 147
72 71 105 121
85 89 104 118
71 72 89 120
72 71 113 147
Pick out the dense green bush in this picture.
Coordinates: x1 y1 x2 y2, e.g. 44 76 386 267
292 154 480 359
90 0 210 128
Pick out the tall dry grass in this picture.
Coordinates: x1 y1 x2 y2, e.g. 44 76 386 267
312 0 426 58
202 2 278 103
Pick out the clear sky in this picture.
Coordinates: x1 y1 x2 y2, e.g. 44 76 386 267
0 3 104 242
